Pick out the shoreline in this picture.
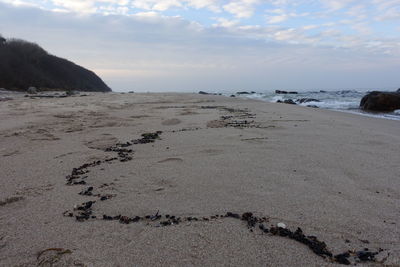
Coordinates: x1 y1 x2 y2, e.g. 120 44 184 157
0 92 399 266
2 89 400 121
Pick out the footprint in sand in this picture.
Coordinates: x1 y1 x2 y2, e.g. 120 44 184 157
179 109 198 116
157 157 183 163
0 196 24 207
162 118 181 126
36 248 79 267
201 149 223 156
84 136 119 150
2 150 20 157
130 115 150 119
0 235 7 249
65 124 84 133
15 184 54 197
31 128 60 141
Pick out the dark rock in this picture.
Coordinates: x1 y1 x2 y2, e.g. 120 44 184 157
277 99 296 105
230 95 236 97
360 91 400 111
236 91 251 95
307 105 319 108
297 98 320 104
198 91 209 95
276 90 298 94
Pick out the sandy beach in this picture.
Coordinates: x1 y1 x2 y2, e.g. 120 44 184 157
0 92 399 266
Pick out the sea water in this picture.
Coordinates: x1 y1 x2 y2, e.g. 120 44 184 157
234 90 400 121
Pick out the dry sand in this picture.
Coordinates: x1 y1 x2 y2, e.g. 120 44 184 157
0 92 399 266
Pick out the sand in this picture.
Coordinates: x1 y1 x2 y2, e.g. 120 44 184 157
0 92 399 266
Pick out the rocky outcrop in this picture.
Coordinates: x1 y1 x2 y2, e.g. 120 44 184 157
198 91 209 95
360 91 400 112
277 99 296 105
0 36 111 92
275 90 298 94
236 91 255 95
297 98 320 104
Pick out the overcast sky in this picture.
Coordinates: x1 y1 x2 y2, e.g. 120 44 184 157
0 0 399 92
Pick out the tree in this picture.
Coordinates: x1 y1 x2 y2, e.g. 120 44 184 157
0 34 6 45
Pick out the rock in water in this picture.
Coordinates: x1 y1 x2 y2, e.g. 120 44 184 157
236 91 251 95
360 91 400 111
198 91 209 95
297 98 320 103
277 99 296 105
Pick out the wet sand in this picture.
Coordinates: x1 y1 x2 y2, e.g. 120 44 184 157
0 92 399 266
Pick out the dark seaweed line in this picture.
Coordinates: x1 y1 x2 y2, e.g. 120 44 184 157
63 126 382 265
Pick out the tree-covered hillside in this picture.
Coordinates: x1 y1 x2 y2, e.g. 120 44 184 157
0 35 111 92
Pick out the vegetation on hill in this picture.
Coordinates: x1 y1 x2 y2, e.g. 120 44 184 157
0 35 111 92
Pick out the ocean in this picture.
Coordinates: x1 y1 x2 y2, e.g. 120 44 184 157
233 90 400 121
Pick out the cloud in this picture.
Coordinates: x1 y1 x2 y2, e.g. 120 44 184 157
321 0 356 11
0 1 399 91
212 17 240 28
266 14 288 23
223 0 260 18
265 8 307 24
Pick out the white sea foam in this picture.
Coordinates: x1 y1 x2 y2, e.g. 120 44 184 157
231 90 400 121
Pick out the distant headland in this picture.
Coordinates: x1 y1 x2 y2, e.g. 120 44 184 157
0 35 111 92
